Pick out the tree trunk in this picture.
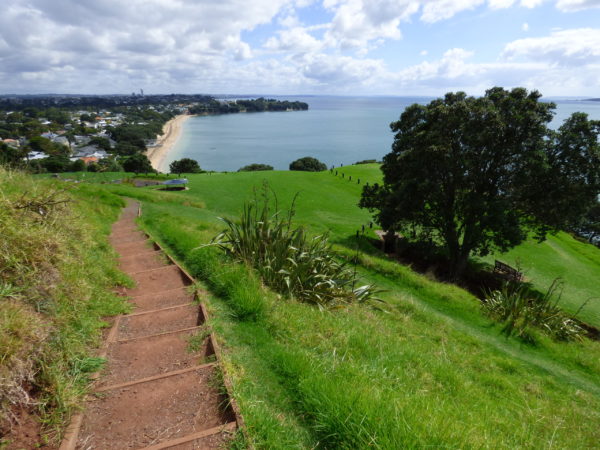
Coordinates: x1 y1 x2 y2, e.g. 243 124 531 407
449 250 470 281
383 229 396 253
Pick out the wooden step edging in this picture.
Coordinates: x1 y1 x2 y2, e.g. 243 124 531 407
139 422 238 450
96 362 217 393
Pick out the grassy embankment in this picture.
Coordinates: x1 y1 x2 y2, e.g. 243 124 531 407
89 165 600 448
0 168 130 446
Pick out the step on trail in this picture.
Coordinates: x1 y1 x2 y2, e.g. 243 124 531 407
61 201 242 449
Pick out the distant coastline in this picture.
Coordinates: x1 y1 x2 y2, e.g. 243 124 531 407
146 114 191 172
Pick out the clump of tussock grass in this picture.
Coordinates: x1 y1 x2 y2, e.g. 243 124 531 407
483 279 586 342
209 185 380 308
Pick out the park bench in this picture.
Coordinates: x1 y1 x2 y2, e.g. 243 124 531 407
493 260 523 282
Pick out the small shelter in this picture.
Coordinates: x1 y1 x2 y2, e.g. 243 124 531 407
161 178 188 191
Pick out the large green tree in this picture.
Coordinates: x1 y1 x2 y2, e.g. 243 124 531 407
360 87 600 279
122 153 154 174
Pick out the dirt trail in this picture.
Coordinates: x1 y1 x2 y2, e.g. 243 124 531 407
60 201 241 449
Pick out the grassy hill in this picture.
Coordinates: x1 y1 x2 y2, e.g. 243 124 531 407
76 166 600 448
92 164 600 327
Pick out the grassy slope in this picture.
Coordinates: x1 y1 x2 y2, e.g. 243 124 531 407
92 167 600 448
0 169 130 445
133 164 600 327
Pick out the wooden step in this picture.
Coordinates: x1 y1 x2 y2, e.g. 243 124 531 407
130 287 195 312
118 304 204 340
96 329 212 388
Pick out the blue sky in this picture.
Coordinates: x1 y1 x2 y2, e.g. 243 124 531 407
1 0 599 96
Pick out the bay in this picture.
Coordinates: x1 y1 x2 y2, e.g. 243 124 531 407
162 96 600 172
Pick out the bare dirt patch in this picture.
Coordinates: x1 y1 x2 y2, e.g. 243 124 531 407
0 406 47 450
110 231 148 245
119 251 170 273
114 239 158 257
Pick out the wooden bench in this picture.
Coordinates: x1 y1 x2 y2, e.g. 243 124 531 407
493 260 523 282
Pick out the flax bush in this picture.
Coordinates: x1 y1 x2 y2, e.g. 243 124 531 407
210 187 379 307
483 279 585 342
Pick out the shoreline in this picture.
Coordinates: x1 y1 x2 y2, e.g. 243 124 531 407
146 114 191 172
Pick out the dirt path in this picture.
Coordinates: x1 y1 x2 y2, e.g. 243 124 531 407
60 201 241 449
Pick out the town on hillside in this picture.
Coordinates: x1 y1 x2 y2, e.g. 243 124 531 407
0 94 308 173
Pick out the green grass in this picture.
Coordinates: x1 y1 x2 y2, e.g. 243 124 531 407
84 166 600 448
0 169 130 444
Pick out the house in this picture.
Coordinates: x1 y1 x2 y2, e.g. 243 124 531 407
2 139 20 148
41 131 58 140
74 135 91 146
26 151 49 160
72 145 108 160
52 136 70 148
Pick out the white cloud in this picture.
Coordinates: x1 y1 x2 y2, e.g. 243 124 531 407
502 28 600 65
323 0 419 50
0 0 292 93
488 0 517 9
555 0 600 11
264 27 324 54
300 53 386 86
522 22 529 31
520 0 546 8
420 0 484 23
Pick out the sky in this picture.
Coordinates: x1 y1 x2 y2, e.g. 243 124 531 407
1 0 599 96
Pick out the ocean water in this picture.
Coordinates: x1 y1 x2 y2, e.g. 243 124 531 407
162 96 600 172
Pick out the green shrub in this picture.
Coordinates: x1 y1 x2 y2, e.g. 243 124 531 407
238 163 274 172
483 279 585 342
289 156 327 172
210 188 379 307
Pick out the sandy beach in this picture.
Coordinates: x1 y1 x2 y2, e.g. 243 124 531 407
146 114 191 172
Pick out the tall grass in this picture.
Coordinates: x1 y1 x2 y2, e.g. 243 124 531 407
210 187 379 307
483 279 585 342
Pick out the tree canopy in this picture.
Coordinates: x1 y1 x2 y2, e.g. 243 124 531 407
289 156 327 172
122 153 154 174
169 158 202 174
360 87 600 279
